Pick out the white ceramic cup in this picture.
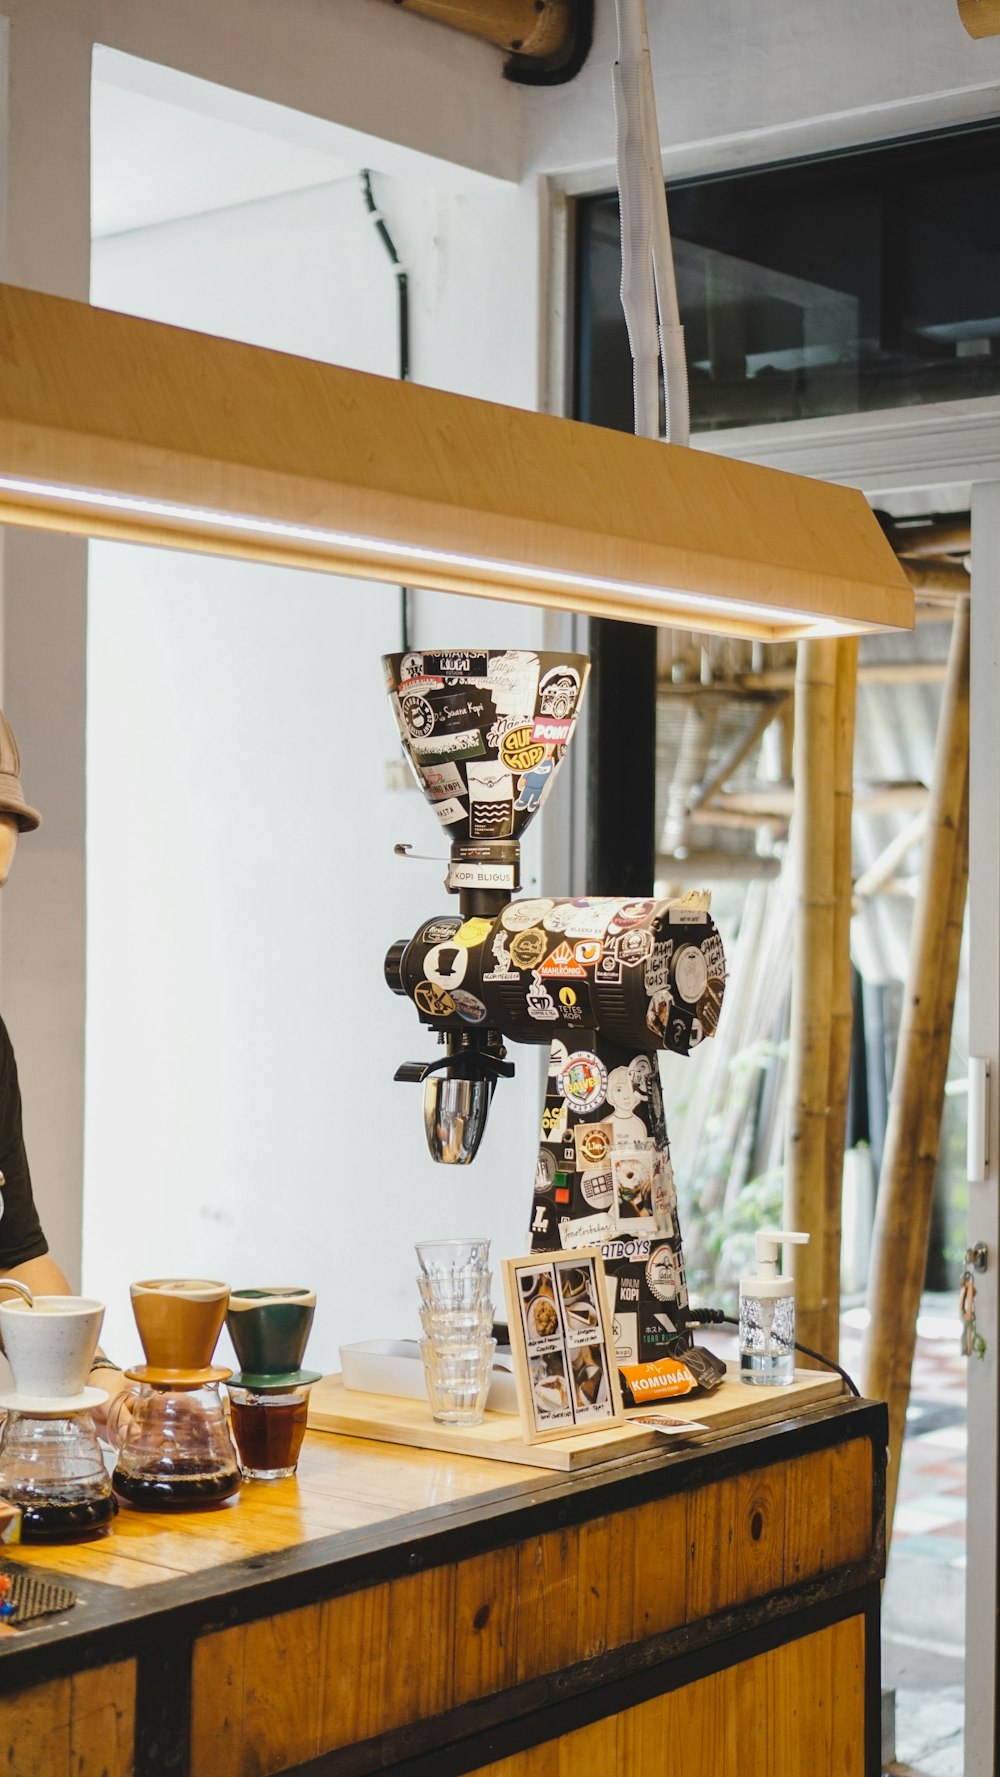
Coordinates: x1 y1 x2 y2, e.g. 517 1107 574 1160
0 1294 105 1399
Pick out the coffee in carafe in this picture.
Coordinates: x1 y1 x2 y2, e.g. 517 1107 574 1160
111 1279 240 1507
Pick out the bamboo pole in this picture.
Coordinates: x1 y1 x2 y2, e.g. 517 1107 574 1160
820 638 858 1360
860 596 970 1541
783 639 837 1357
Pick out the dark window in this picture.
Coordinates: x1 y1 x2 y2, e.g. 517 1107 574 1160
575 121 1000 434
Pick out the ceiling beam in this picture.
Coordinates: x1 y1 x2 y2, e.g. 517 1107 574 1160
372 0 573 59
958 0 1000 35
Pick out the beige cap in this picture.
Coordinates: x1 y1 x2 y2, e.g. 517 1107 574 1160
0 711 40 831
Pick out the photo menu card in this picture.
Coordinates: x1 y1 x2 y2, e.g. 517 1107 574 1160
502 1249 624 1444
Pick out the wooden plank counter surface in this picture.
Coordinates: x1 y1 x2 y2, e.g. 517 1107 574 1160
0 1395 886 1777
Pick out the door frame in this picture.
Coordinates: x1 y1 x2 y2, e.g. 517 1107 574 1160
682 406 998 1775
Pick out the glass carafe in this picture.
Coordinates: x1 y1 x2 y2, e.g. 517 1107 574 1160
0 1410 116 1537
109 1382 240 1507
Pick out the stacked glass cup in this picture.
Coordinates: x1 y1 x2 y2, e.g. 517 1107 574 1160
416 1238 495 1426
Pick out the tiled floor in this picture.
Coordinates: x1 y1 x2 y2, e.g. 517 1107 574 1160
841 1296 968 1777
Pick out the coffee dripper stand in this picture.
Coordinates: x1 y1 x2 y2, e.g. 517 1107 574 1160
110 1291 241 1509
0 1282 116 1540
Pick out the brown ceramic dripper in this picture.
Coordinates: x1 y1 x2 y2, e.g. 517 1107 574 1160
113 1280 240 1508
126 1278 231 1386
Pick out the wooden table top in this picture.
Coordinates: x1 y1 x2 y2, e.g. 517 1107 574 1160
0 1396 884 1692
5 1429 545 1591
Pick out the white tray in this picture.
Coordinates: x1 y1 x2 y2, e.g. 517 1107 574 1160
338 1338 519 1414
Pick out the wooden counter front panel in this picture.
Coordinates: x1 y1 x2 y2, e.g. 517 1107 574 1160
190 1438 873 1776
0 1659 135 1777
471 1615 867 1777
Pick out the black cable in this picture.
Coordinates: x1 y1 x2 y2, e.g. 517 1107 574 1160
680 1308 861 1400
361 169 411 652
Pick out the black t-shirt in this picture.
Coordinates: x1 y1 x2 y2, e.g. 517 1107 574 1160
0 1017 49 1268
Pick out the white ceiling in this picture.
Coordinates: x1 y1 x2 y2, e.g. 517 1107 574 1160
91 72 358 239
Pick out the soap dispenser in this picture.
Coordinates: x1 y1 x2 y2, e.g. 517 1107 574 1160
739 1229 809 1385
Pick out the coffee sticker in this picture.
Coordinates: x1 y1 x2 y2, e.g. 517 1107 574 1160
526 975 559 1021
467 760 512 802
558 1211 615 1249
420 761 465 802
500 725 546 773
565 900 619 940
612 1149 656 1227
607 899 657 934
535 1148 557 1194
432 797 466 826
532 715 574 747
411 728 486 766
487 650 540 717
574 1120 614 1168
538 941 587 980
423 942 468 993
502 898 555 933
580 1164 614 1211
413 981 456 1019
538 664 581 719
557 1052 608 1113
421 917 462 945
453 917 493 950
452 990 487 1024
674 945 709 1004
510 927 548 970
645 1242 681 1303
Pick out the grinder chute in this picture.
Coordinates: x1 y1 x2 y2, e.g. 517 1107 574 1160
384 648 589 1161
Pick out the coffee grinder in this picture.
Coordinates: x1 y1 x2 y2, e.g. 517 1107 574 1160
384 649 727 1379
0 1284 116 1538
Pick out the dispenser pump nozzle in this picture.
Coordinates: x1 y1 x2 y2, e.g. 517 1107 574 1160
751 1228 809 1288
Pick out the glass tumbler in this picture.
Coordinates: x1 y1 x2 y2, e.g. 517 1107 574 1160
417 1271 492 1313
226 1384 311 1480
419 1338 497 1426
418 1303 494 1344
416 1238 490 1281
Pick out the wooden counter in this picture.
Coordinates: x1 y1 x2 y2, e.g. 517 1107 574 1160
0 1395 885 1777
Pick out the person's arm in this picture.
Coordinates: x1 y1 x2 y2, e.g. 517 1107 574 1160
0 1253 72 1297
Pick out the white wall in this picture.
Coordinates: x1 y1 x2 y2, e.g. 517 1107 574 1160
86 165 564 1369
521 0 1000 179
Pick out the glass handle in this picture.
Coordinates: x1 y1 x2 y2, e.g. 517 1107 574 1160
104 1384 140 1449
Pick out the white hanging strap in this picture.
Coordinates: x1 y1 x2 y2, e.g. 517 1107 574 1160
613 0 660 440
613 0 690 448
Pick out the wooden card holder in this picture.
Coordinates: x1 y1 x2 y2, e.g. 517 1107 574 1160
501 1248 625 1444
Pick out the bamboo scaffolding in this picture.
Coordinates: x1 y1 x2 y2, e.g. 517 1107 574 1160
783 639 837 1357
688 696 786 811
820 639 858 1361
741 662 946 691
853 813 927 903
860 596 970 1541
